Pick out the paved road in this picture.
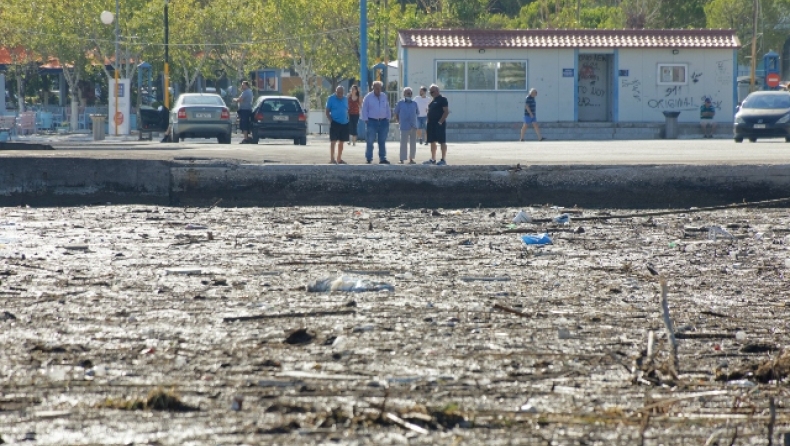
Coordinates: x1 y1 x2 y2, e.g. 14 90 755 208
2 133 790 165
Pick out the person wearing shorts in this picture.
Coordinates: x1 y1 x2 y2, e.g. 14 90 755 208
325 86 350 164
424 84 449 165
520 88 545 141
233 80 253 143
414 86 431 145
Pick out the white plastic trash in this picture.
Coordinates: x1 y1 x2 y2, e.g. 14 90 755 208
512 211 532 224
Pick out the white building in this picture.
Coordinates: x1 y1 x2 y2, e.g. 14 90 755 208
396 29 740 125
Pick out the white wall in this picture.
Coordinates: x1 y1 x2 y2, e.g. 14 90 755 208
617 48 735 123
400 43 736 123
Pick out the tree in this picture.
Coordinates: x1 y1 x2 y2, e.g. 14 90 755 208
707 0 789 66
0 2 39 111
654 0 707 28
202 0 279 89
312 0 361 90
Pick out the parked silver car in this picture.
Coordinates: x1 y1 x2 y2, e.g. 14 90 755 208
169 93 232 144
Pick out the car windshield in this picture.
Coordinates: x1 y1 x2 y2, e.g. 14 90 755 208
181 96 224 106
743 94 790 109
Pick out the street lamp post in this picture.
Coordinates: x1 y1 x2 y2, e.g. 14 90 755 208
100 0 121 136
164 0 170 107
360 0 368 91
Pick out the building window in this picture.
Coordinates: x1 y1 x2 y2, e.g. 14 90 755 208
657 64 687 85
436 60 528 91
437 62 465 91
497 62 527 90
468 62 496 90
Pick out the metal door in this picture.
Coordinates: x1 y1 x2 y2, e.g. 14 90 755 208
577 54 611 122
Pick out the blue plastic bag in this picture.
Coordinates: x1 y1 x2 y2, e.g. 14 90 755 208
552 213 571 224
521 233 552 245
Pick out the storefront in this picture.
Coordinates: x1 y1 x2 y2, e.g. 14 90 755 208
397 29 740 124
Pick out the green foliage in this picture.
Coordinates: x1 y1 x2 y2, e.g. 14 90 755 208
3 0 790 112
447 0 489 26
654 0 707 28
288 86 305 102
706 0 788 66
580 6 625 29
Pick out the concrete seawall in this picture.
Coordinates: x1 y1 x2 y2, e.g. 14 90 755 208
1 157 788 208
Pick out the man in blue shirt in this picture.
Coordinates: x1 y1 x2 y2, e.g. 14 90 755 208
392 87 420 164
361 81 392 164
325 86 350 164
520 88 545 141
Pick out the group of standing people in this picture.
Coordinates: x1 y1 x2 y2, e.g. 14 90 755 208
324 81 450 165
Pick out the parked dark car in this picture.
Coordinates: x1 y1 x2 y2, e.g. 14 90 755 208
733 91 790 143
250 96 307 145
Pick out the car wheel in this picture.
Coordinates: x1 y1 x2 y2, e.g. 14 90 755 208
748 137 757 142
300 136 307 145
217 134 230 144
734 137 743 143
250 129 260 144
293 138 299 145
785 137 790 142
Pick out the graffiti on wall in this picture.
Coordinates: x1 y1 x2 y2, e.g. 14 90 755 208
617 58 731 117
621 79 641 102
716 60 732 85
578 55 608 118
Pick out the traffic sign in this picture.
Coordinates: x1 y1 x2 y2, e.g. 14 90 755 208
766 72 781 88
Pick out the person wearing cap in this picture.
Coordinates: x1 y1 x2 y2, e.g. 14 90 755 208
700 97 716 138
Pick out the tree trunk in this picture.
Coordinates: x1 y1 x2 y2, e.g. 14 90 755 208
15 74 25 113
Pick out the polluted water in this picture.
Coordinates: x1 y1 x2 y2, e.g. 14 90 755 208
0 204 788 444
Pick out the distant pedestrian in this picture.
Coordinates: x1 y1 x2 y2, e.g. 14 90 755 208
700 97 716 138
361 80 391 164
424 84 449 165
393 87 419 164
414 86 431 145
347 85 362 146
325 86 349 164
233 80 254 143
520 88 545 141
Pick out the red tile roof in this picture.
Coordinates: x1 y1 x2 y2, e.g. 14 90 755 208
398 29 741 49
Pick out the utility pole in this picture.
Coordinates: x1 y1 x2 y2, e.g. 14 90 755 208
361 0 368 91
750 0 758 92
164 0 170 107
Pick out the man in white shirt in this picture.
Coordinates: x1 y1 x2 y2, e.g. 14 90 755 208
360 81 391 164
414 86 431 145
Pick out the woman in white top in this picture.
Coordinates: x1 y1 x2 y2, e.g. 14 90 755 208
414 86 432 145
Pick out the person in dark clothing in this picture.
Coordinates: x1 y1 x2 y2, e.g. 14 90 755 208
423 84 450 165
233 80 254 143
700 97 716 138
